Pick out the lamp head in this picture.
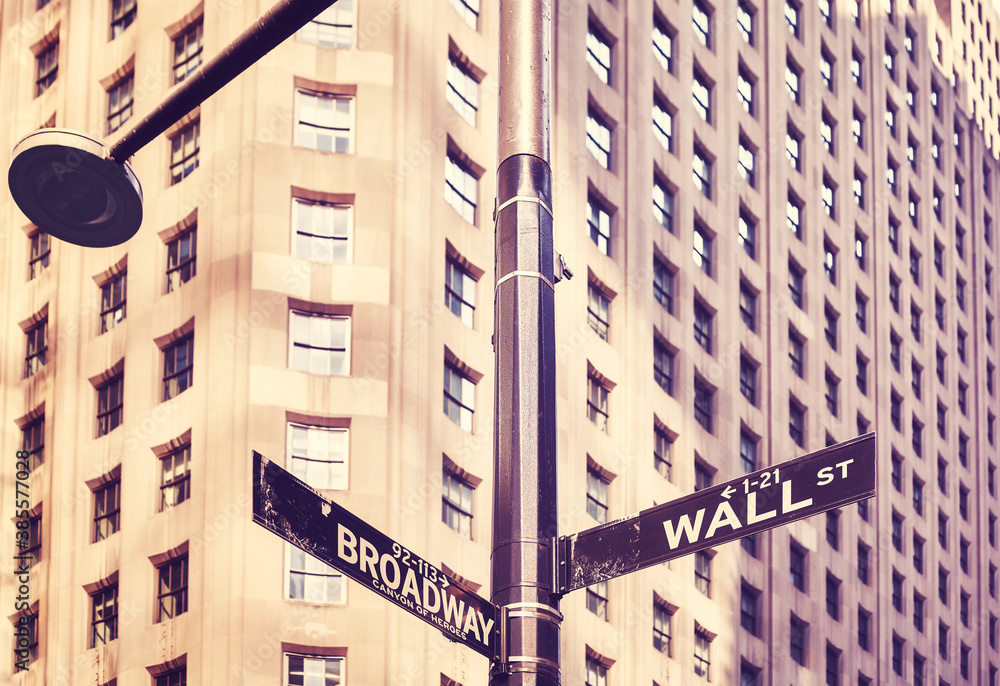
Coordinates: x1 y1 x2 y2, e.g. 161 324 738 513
8 129 143 248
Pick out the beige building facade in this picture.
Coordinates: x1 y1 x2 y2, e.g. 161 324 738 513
2 0 1000 684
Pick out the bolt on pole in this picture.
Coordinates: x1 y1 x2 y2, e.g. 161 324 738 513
490 0 560 684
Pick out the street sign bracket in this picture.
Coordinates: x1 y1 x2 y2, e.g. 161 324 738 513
551 536 569 596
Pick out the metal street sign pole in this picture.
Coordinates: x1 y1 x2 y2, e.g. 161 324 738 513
252 452 500 660
490 0 560 683
556 433 877 593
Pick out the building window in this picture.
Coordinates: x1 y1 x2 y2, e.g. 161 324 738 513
858 542 870 583
654 258 674 313
153 667 186 686
786 57 801 103
740 282 757 331
96 373 124 437
587 283 610 340
886 98 898 137
288 423 349 490
298 0 355 48
914 592 925 630
285 655 344 686
654 341 674 395
446 257 477 328
156 554 188 621
587 195 611 256
859 606 871 650
106 73 133 134
161 334 193 401
819 0 833 26
692 0 711 47
694 631 712 680
290 311 350 376
825 371 839 416
160 443 191 510
892 634 905 675
445 152 479 224
444 363 476 432
790 542 806 591
856 291 867 332
852 108 864 147
694 377 713 432
738 430 758 475
169 120 200 184
737 1 753 43
587 467 609 523
786 0 800 36
446 58 480 127
653 16 674 71
741 585 759 635
695 462 713 491
654 426 672 479
787 192 803 239
857 353 868 394
109 0 136 39
172 20 203 83
821 48 834 92
586 109 612 169
913 478 924 515
786 124 802 170
789 263 805 311
940 621 949 659
693 300 713 353
908 135 918 170
166 227 196 292
90 583 118 647
587 375 609 433
292 198 351 263
586 580 608 619
738 137 756 187
789 329 804 378
885 41 897 80
653 600 672 653
35 41 58 97
585 23 613 84
692 145 712 199
692 67 712 122
827 510 840 549
911 303 922 342
892 570 904 612
20 414 44 473
653 179 674 231
790 615 808 664
23 318 47 379
738 67 754 115
93 478 121 543
740 357 758 407
693 224 712 275
296 90 353 154
826 644 841 685
442 470 474 538
28 231 50 280
652 95 673 152
825 306 838 350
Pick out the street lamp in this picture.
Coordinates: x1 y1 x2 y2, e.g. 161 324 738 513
8 0 337 247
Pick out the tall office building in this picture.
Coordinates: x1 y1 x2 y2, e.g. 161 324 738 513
2 0 1000 684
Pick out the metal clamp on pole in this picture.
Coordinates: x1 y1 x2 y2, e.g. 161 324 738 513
496 602 564 675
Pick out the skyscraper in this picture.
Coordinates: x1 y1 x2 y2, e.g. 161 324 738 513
2 0 1000 684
